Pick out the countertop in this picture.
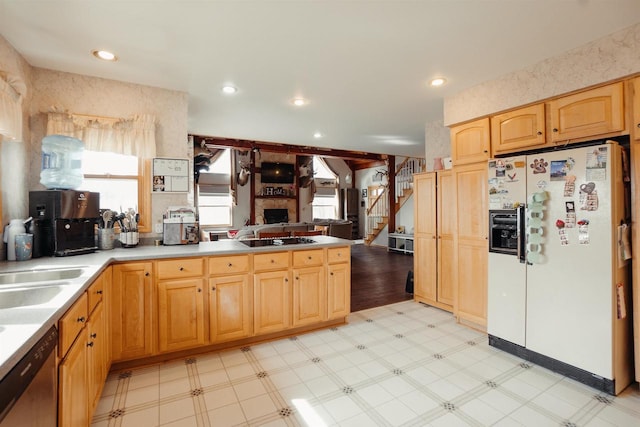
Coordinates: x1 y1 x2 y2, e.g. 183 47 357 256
0 236 352 380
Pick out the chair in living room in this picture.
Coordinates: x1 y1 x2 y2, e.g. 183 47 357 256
257 231 291 239
292 230 323 237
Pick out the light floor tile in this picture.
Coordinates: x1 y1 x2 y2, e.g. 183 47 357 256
92 301 640 427
207 402 246 426
374 398 418 426
158 397 196 425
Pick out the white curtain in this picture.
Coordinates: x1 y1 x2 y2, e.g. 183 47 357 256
46 112 157 158
0 72 23 141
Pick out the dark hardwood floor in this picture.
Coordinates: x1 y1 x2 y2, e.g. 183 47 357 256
350 243 414 312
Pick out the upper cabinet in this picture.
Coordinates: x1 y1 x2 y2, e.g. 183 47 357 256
632 77 640 141
451 118 491 165
491 104 546 156
549 82 624 143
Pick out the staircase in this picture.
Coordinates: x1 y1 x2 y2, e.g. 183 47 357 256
364 158 424 245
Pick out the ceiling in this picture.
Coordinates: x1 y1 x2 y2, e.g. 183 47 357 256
1 1 639 158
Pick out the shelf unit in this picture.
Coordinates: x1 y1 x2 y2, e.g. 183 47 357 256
388 233 414 254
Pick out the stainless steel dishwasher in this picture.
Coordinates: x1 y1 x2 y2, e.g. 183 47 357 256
0 325 58 426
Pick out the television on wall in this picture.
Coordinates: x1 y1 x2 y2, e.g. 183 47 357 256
260 162 295 184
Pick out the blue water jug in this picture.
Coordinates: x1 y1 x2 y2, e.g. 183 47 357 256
40 135 84 189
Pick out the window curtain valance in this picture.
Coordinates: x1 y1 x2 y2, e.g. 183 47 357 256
0 72 24 142
46 112 157 158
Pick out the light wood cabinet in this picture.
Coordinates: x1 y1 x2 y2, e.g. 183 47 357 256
209 273 252 342
413 171 454 312
157 277 206 353
86 301 107 414
454 162 488 328
209 254 252 343
58 328 88 427
549 82 624 143
632 77 640 141
292 249 325 327
450 118 490 165
413 172 437 304
491 104 546 155
111 262 154 361
59 270 110 427
254 269 292 334
292 265 325 327
327 246 351 320
436 170 455 308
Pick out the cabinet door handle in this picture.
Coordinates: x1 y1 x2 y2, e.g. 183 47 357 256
211 287 216 291
91 333 97 339
284 278 288 282
87 342 94 347
330 272 334 276
96 290 103 295
637 123 640 129
145 272 150 276
77 316 85 323
198 288 202 293
537 131 543 135
552 128 558 132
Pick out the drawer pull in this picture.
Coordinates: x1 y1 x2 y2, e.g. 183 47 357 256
284 278 288 282
537 131 542 135
91 333 97 339
77 316 85 323
307 256 312 260
145 272 150 276
87 342 94 347
270 259 275 264
96 290 103 295
179 267 184 271
330 272 334 276
211 287 216 291
228 263 233 267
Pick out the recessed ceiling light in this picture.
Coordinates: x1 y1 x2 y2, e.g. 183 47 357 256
92 50 117 61
313 132 323 139
222 85 238 94
292 98 306 106
430 77 446 87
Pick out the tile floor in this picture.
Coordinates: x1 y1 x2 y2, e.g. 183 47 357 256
92 301 640 426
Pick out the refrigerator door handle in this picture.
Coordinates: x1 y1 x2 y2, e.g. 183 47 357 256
517 205 526 264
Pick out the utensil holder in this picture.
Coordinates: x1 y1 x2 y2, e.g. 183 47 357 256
97 228 115 250
120 231 139 248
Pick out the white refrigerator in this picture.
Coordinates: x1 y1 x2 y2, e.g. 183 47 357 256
487 141 632 395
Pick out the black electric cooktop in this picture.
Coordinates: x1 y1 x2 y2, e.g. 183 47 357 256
239 237 317 247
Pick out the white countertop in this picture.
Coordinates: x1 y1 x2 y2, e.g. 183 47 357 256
0 236 351 380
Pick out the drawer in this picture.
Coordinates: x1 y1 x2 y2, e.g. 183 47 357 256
254 252 290 272
87 276 104 314
157 257 205 279
292 249 324 267
328 246 350 264
59 292 88 358
209 254 250 275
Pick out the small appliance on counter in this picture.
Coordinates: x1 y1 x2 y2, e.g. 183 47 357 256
29 190 100 257
163 206 199 245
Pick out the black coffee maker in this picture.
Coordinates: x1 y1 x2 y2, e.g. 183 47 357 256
29 190 100 257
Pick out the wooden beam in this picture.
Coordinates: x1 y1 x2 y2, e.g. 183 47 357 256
191 134 388 162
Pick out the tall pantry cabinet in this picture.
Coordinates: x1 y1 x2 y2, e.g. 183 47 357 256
412 171 454 312
451 118 489 329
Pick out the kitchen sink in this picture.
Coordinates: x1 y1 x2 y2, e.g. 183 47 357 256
0 285 65 309
0 267 86 286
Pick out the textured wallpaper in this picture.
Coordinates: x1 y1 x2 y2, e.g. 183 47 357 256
443 23 640 127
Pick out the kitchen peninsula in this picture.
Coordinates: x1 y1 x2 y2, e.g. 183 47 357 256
0 236 351 424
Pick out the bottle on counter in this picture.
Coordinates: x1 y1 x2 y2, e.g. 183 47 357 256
40 134 84 190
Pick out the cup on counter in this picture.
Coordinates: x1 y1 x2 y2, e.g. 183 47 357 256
15 233 33 261
97 228 115 250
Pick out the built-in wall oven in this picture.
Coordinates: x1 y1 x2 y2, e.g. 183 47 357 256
489 208 525 262
0 325 58 427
